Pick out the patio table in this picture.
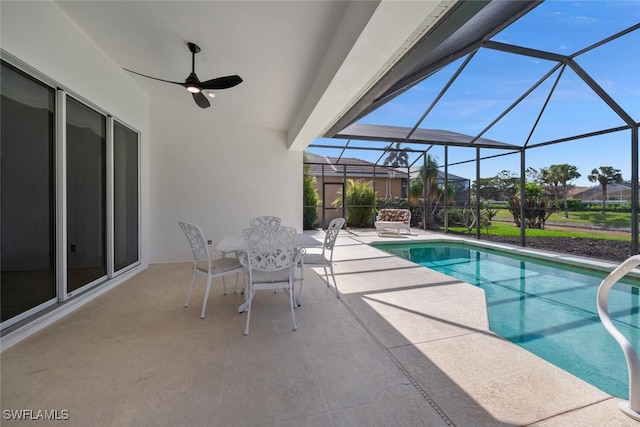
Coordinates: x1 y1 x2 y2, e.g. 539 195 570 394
216 232 322 311
216 232 321 253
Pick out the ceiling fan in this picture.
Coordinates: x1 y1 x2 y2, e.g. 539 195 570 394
124 42 242 109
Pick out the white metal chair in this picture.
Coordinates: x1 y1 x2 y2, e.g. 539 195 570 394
246 216 283 297
248 216 281 229
240 225 301 335
299 217 345 299
178 221 244 318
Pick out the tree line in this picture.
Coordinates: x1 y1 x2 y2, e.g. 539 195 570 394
303 147 626 229
381 143 627 217
475 164 624 216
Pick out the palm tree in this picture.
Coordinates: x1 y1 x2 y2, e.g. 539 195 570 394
419 154 439 229
382 142 409 168
439 182 456 206
408 178 422 207
540 166 560 210
587 166 623 215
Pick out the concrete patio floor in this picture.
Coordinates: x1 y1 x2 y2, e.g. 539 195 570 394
1 228 637 426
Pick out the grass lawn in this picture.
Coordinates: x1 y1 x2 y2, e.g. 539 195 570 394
449 220 631 241
492 208 631 228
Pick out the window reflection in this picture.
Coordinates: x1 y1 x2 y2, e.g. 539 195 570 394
66 97 106 292
113 121 139 272
0 61 56 323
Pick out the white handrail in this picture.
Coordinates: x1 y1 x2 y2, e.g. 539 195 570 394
596 254 640 421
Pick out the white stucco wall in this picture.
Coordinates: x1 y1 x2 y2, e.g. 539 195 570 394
0 1 148 128
149 97 303 263
1 1 304 266
0 0 151 266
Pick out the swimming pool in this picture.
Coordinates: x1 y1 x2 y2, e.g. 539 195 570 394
375 241 640 399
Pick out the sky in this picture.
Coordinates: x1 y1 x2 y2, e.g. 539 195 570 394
307 1 640 188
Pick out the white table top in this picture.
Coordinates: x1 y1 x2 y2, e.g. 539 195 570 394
216 232 322 253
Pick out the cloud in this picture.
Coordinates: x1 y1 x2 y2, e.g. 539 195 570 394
571 15 598 25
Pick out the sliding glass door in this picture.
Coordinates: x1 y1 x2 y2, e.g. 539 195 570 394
0 62 56 322
113 121 139 273
66 97 107 293
1 57 141 328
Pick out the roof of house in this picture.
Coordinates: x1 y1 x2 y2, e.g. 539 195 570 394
565 186 591 199
571 182 638 199
304 152 468 182
305 152 402 178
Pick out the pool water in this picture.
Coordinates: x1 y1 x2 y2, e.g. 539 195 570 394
377 242 640 398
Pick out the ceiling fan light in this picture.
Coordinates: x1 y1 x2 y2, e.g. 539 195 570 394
206 91 216 98
186 85 201 94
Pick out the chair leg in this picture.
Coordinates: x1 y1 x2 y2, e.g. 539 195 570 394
244 289 253 336
201 276 213 319
233 252 242 294
289 282 298 331
185 271 196 307
222 276 227 295
297 262 304 306
233 272 240 294
322 266 331 288
330 263 340 298
240 269 249 296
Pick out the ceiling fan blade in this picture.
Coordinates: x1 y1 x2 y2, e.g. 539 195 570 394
192 92 210 109
199 75 243 90
123 68 184 86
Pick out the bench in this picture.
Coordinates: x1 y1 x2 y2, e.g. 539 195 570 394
375 209 411 236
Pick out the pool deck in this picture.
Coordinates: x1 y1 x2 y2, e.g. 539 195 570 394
1 228 638 426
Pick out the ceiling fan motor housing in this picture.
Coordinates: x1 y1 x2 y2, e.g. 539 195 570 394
185 72 201 86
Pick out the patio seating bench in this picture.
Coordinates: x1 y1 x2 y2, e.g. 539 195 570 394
375 209 411 236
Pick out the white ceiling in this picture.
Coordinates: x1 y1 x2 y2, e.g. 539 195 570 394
54 0 453 148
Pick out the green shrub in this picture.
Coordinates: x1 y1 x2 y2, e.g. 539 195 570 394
439 208 476 229
485 201 508 209
559 199 584 210
483 202 498 225
507 195 555 228
581 202 632 213
334 179 376 227
376 197 409 210
302 167 319 229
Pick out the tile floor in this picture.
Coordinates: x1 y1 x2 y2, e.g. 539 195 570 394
1 229 637 426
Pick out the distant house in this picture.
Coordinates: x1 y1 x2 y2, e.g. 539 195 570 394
571 182 638 203
564 186 591 199
304 153 407 226
304 153 471 226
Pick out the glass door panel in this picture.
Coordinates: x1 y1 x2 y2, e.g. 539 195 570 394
66 97 106 293
323 182 344 229
0 61 56 323
113 121 139 272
